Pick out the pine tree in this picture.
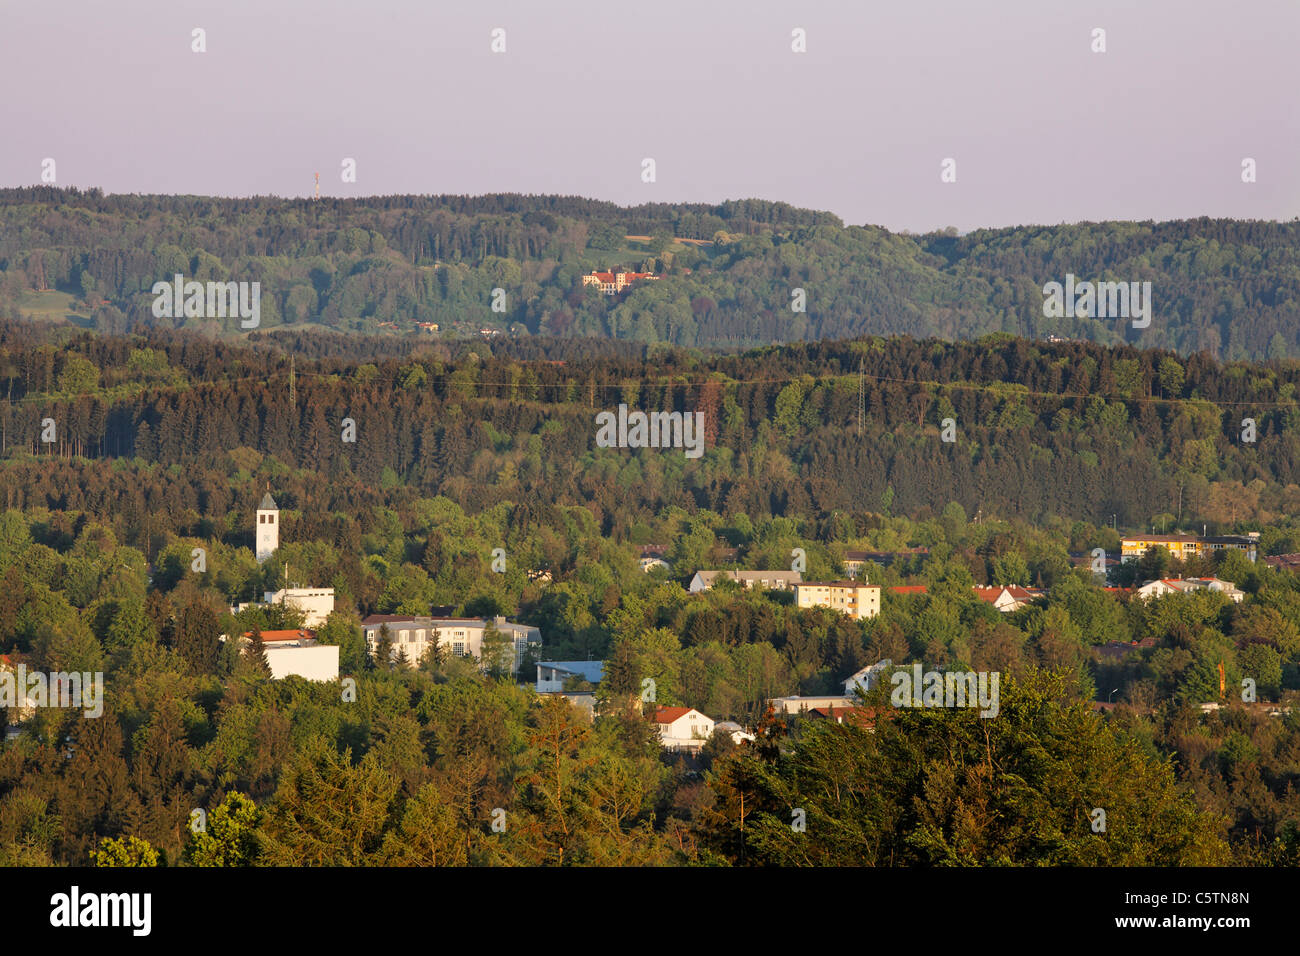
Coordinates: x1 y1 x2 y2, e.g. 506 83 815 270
245 624 271 677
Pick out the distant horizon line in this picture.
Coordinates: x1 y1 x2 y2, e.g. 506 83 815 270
3 184 1297 237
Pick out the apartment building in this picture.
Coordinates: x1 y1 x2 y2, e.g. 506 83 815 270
1120 533 1258 564
793 580 882 620
361 615 540 674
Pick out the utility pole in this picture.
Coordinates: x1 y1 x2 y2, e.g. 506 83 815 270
857 358 865 437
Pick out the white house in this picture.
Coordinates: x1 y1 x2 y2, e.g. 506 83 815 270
640 557 671 574
844 659 893 696
362 615 541 674
653 706 715 753
971 586 1041 613
1136 577 1245 603
713 720 755 746
688 570 802 593
263 587 335 628
255 492 279 565
536 660 605 693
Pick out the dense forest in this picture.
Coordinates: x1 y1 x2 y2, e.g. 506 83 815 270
2 187 1298 359
3 319 1300 866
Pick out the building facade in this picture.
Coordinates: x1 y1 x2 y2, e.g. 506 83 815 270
362 615 541 674
1120 533 1258 564
688 570 802 593
263 587 335 628
653 706 714 753
582 270 660 295
793 581 882 620
255 492 279 564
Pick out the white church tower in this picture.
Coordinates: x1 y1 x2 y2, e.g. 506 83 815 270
256 492 279 564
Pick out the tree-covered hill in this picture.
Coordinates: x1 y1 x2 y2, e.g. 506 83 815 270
2 187 1297 359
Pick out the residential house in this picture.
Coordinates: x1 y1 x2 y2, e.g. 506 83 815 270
843 659 893 696
794 581 881 620
971 586 1042 613
653 706 715 753
1265 553 1300 571
768 695 858 716
1135 577 1245 603
536 660 605 693
688 570 802 593
713 720 755 746
362 615 542 674
808 705 881 729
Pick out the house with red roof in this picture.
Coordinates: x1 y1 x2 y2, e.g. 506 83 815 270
582 269 660 295
971 585 1042 613
652 705 714 754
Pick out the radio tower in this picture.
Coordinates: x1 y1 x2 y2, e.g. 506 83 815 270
314 171 320 201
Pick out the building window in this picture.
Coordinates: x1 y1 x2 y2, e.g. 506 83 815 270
453 642 465 657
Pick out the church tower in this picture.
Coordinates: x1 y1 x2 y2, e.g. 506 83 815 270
256 492 279 564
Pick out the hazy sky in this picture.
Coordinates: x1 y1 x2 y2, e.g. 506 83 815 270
2 0 1296 232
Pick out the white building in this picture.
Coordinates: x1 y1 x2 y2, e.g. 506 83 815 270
263 587 335 628
1136 577 1245 603
713 720 755 746
653 706 715 753
794 581 882 620
256 492 279 565
971 586 1042 613
844 659 893 696
536 660 604 693
236 629 339 682
640 557 671 574
362 615 541 674
688 570 802 593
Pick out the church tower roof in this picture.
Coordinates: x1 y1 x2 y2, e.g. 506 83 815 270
259 492 278 511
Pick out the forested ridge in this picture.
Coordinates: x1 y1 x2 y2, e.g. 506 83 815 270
3 320 1300 866
3 187 1298 359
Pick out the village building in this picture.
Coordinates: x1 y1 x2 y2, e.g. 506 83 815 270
582 270 660 295
652 706 715 753
1135 577 1245 603
535 660 604 693
971 585 1043 613
688 570 802 593
1120 533 1258 564
362 614 541 674
794 581 882 620
228 629 340 682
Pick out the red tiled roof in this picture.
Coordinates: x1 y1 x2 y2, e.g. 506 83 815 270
245 629 316 643
654 706 692 724
889 585 928 594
